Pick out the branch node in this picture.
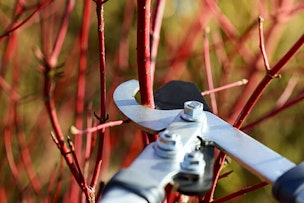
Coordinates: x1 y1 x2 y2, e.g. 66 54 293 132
94 112 109 123
267 71 281 79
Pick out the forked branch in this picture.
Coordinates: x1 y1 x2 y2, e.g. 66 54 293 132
234 32 304 129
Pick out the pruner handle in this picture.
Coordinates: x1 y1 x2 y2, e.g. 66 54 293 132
273 162 304 203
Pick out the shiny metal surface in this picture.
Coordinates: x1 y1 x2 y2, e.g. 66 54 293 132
100 187 148 203
201 111 295 184
114 80 296 184
113 80 182 134
108 79 298 203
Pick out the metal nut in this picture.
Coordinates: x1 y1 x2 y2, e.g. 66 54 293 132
157 130 181 150
181 101 205 122
180 151 205 175
155 130 182 158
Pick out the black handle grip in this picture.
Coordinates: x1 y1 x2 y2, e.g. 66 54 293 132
273 162 304 203
102 169 165 203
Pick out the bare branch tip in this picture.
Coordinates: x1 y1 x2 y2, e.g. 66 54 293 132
258 16 265 29
70 125 80 135
67 135 72 142
50 131 58 144
241 79 248 85
204 27 211 37
258 16 264 22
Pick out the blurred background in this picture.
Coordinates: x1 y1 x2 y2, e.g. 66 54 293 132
0 0 304 202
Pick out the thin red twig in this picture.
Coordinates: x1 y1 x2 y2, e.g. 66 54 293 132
0 0 53 40
90 1 108 196
71 120 128 135
241 91 304 131
84 105 94 162
204 0 253 64
4 128 22 190
67 136 85 184
117 1 135 71
234 33 304 129
0 73 20 99
212 181 268 203
40 0 91 199
163 0 216 83
0 187 7 203
18 130 44 199
203 30 218 114
201 79 248 96
204 0 236 40
204 152 226 202
45 92 84 188
218 170 233 180
150 0 166 82
276 74 298 107
49 0 75 67
258 16 270 71
74 0 91 178
2 27 22 195
51 158 64 203
96 2 107 121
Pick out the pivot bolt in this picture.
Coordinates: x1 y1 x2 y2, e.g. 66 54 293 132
155 130 182 158
180 151 205 175
181 101 205 122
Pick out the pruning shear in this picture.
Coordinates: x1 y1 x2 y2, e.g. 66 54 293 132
99 80 304 203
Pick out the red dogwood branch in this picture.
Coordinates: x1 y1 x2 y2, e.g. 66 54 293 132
258 16 270 71
234 33 304 129
0 0 53 41
137 0 155 108
201 79 248 96
203 30 218 114
39 0 95 201
213 181 268 203
241 91 304 131
90 1 107 196
150 0 166 82
73 0 91 193
71 120 128 135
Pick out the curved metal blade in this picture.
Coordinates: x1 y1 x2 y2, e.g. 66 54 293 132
201 112 295 184
113 80 182 134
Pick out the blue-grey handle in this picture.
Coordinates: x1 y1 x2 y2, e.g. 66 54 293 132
273 162 304 203
100 168 164 203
